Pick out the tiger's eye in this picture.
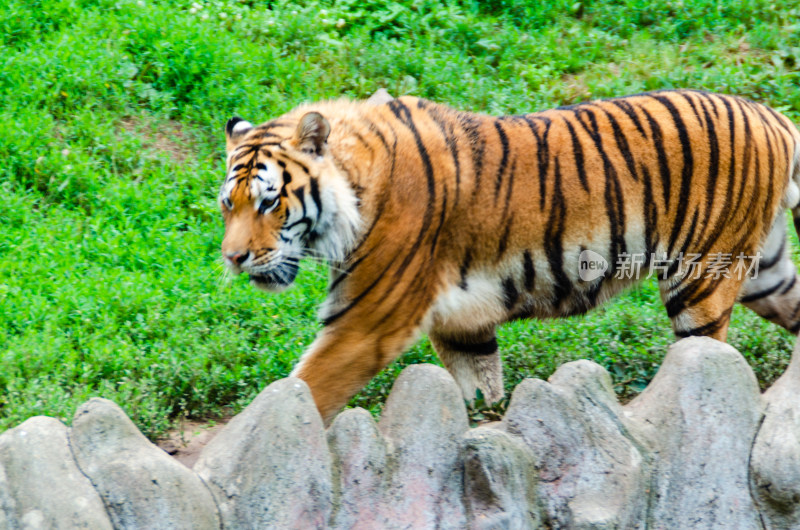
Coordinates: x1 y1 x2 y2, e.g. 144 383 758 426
258 197 278 214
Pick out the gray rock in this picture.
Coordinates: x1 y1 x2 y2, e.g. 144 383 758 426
69 398 220 529
503 360 650 529
625 336 764 529
462 426 542 529
327 408 390 529
751 338 800 529
194 377 331 529
365 88 394 105
5 337 798 529
0 416 111 530
376 364 470 529
0 456 14 530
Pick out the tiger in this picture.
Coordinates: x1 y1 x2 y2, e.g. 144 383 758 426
218 89 800 423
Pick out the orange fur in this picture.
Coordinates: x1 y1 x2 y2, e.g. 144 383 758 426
219 91 800 422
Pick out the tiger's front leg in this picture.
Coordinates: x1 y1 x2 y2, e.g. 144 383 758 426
429 328 505 405
290 318 422 424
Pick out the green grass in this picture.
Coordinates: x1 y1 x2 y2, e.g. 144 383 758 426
2 0 800 437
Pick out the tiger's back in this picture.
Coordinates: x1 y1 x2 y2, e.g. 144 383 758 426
219 90 800 421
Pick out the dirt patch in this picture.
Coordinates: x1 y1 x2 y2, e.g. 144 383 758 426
156 417 231 469
119 117 193 164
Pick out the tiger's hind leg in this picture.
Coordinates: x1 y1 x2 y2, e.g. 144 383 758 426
429 328 504 404
660 273 744 341
740 215 800 334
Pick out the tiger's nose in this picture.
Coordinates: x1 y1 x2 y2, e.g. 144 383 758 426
225 250 250 266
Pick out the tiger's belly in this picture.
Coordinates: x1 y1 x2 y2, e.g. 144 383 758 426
426 249 640 336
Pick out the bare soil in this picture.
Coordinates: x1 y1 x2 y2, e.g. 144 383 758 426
156 418 230 469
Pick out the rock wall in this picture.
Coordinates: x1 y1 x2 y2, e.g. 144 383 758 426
1 336 799 529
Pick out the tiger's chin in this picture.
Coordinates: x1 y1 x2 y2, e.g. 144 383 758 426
248 268 298 293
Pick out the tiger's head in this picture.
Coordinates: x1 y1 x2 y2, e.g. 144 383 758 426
219 111 361 292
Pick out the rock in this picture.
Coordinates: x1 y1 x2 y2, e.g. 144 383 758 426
365 88 394 105
194 377 331 529
3 335 797 529
327 366 470 529
462 426 542 529
751 338 800 529
503 360 651 529
69 398 220 529
375 364 470 529
0 416 111 529
327 408 390 529
625 336 764 529
0 463 12 530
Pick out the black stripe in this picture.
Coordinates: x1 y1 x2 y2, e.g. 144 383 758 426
679 91 704 129
293 186 307 216
665 277 716 318
497 214 513 259
254 131 282 140
651 94 694 258
345 128 398 260
431 180 447 257
665 208 700 278
439 336 498 355
674 309 731 338
459 249 473 290
728 99 754 221
494 120 511 200
284 217 313 237
574 108 627 273
563 117 590 191
422 104 462 208
641 164 659 255
503 277 519 309
780 274 797 295
523 250 535 291
741 280 787 303
308 175 322 215
519 116 552 210
696 91 720 118
760 237 786 271
599 107 639 181
360 116 391 155
388 100 436 279
321 257 397 326
258 120 291 131
502 156 517 222
763 104 795 136
329 253 366 293
609 99 648 138
667 93 738 276
640 107 672 210
544 157 573 305
756 108 778 228
691 94 721 252
458 113 486 199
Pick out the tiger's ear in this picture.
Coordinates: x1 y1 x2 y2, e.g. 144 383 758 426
293 112 330 156
225 117 253 152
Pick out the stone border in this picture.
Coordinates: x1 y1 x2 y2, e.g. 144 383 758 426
1 336 798 528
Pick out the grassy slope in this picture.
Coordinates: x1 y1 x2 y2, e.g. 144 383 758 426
1 0 799 436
